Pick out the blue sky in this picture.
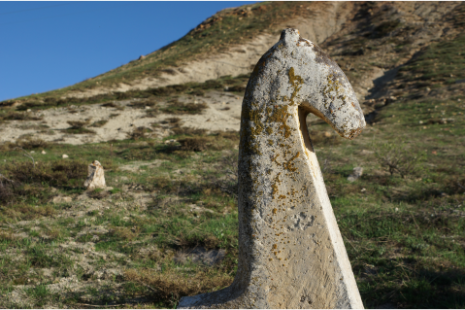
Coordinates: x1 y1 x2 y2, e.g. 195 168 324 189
0 1 255 101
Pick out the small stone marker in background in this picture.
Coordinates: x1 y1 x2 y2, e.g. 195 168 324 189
62 154 69 159
84 160 106 190
348 167 364 182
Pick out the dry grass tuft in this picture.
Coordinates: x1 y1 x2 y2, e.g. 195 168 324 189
67 120 90 128
16 136 49 149
124 267 233 303
0 229 15 241
129 98 158 109
179 138 208 152
87 188 110 199
126 126 152 140
172 126 208 136
0 111 43 122
66 119 96 134
0 159 87 207
162 117 182 125
161 101 208 115
90 119 108 128
110 226 139 241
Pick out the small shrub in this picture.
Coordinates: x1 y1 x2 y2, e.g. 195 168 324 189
67 120 89 128
0 111 43 121
162 117 182 125
212 130 239 141
16 136 49 149
178 137 208 152
87 188 110 199
172 126 207 136
145 108 159 118
127 126 152 140
66 119 95 134
376 142 421 178
161 101 208 115
129 98 158 109
109 227 139 241
189 89 205 96
90 119 108 127
227 85 246 92
101 102 117 108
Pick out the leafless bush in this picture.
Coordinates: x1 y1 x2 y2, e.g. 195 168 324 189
377 143 420 178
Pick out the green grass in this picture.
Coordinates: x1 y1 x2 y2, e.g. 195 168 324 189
1 97 464 307
398 34 465 93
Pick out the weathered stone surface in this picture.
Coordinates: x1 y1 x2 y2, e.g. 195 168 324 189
178 28 365 309
84 160 106 190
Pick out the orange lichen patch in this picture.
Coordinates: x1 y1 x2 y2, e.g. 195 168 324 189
271 173 282 199
272 244 277 249
288 67 304 106
266 127 273 134
271 183 278 199
242 105 264 137
283 151 300 172
271 154 281 165
346 127 363 140
272 208 278 215
269 105 292 138
278 195 286 199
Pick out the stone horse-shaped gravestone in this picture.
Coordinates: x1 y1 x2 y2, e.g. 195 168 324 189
179 28 365 309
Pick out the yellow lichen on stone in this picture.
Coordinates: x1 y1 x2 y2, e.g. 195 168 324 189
288 67 303 106
269 105 292 139
283 151 300 172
